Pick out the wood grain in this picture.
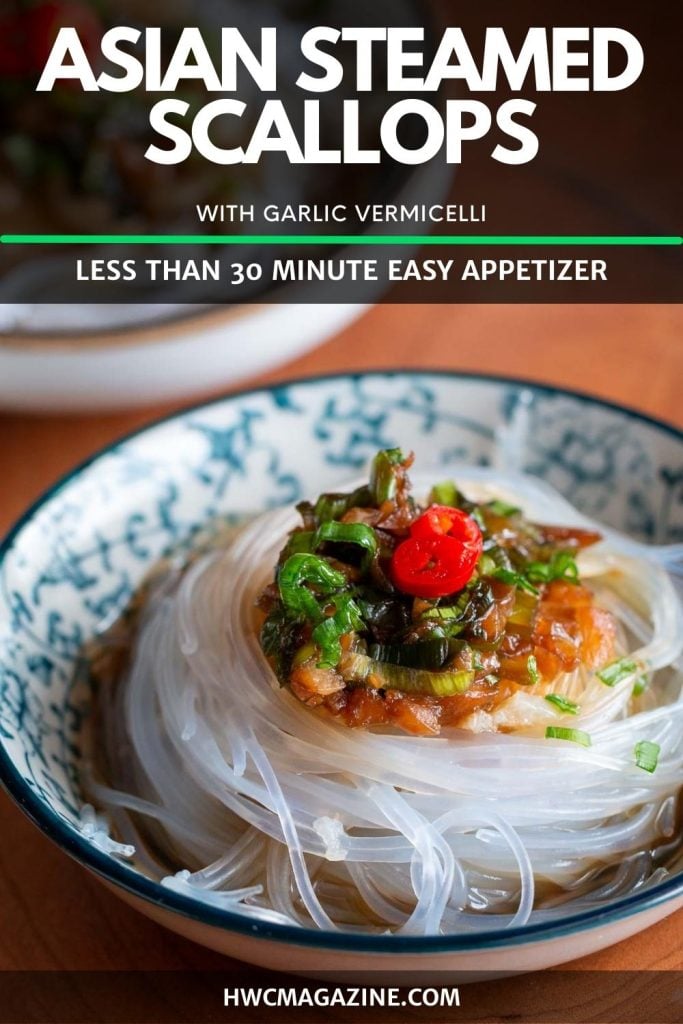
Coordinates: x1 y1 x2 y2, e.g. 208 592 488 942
1 304 682 993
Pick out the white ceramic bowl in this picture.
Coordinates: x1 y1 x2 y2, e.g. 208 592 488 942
1 371 682 976
0 302 368 412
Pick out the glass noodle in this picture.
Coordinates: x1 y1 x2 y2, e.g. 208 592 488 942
86 469 683 934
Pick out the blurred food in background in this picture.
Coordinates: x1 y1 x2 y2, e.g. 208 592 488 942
0 0 446 411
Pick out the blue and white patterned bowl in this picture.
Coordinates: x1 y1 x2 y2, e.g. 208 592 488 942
1 371 682 975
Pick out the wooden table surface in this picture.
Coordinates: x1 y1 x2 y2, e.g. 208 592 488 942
1 304 682 996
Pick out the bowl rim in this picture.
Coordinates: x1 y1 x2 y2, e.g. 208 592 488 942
1 367 682 955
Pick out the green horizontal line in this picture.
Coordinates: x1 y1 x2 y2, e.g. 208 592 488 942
0 234 681 246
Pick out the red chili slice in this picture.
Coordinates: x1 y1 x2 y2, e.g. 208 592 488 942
411 505 482 549
391 534 480 599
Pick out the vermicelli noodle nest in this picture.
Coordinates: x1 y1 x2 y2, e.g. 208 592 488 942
86 467 683 935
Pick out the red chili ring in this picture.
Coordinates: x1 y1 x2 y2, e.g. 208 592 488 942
411 505 482 548
391 534 481 599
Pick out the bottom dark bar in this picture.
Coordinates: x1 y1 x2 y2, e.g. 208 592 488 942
0 971 681 1024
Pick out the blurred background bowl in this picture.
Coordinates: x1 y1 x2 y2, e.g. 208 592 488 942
0 302 368 412
0 0 449 412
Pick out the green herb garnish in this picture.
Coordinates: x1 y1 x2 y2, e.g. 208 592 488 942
430 480 459 507
421 604 462 622
314 521 377 568
545 726 592 747
477 554 497 576
527 655 540 685
597 657 639 687
311 593 365 669
634 740 660 773
311 617 343 669
281 530 315 559
632 676 648 698
369 448 404 504
487 499 521 518
368 637 469 671
493 551 579 597
492 567 540 596
314 486 372 524
526 550 580 585
470 507 486 531
278 554 347 623
545 694 580 715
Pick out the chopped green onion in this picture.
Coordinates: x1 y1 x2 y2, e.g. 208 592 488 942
369 448 404 505
486 544 513 570
281 530 315 558
430 480 459 507
553 550 579 581
330 592 365 633
545 726 592 747
634 740 660 773
493 551 580 596
314 494 352 523
545 694 580 715
527 655 540 685
314 486 371 523
343 653 474 697
526 550 580 585
278 554 347 623
314 521 377 567
311 617 343 670
469 507 486 531
291 642 316 669
311 594 365 670
507 598 535 626
477 554 497 576
368 637 469 671
487 499 521 518
632 676 648 698
419 589 472 635
492 567 539 597
597 657 639 687
421 604 462 621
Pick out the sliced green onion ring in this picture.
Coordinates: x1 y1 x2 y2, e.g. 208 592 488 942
597 657 639 687
278 554 347 623
545 726 592 747
545 694 580 715
430 481 459 507
487 499 521 518
314 521 377 567
370 448 404 504
634 740 660 773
